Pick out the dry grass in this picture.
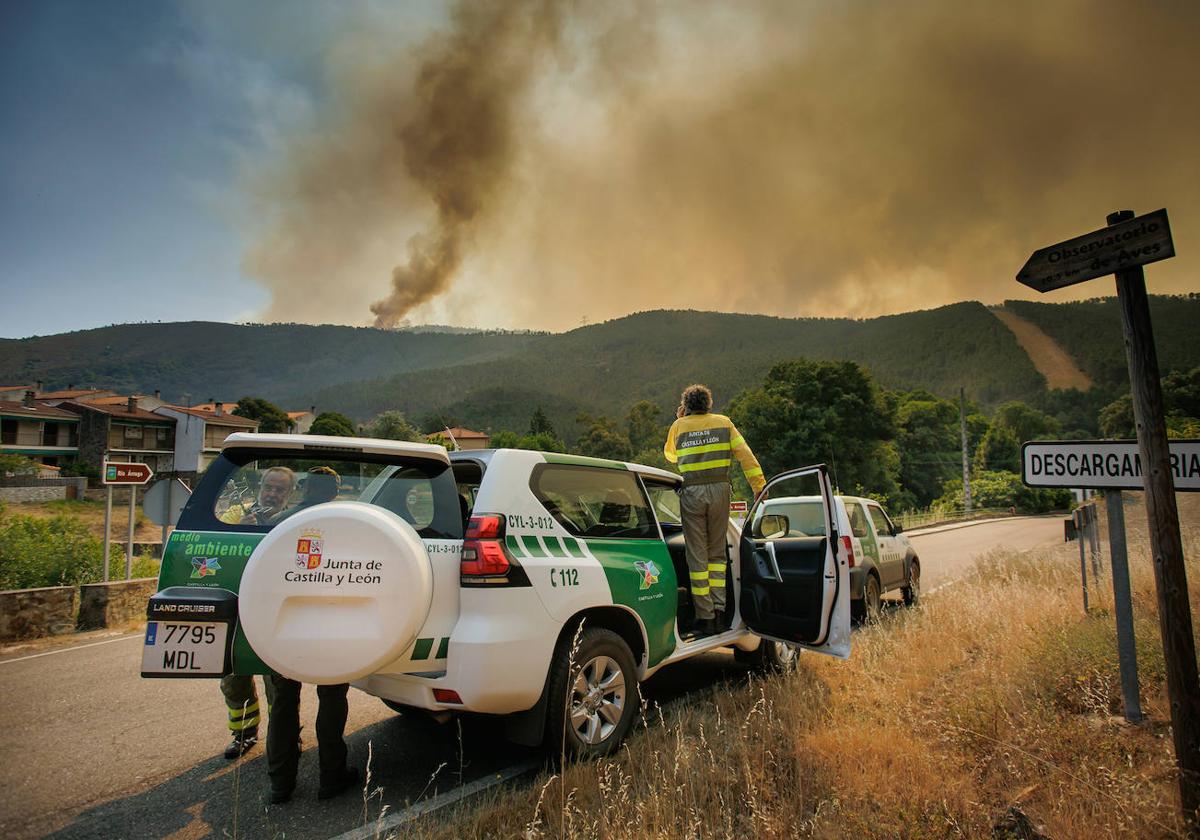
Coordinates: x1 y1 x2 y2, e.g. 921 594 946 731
0 497 160 543
380 496 1200 839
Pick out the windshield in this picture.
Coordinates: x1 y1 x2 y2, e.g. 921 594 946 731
752 498 827 537
178 448 463 539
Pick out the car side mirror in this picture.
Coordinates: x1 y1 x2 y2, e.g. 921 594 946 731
756 514 789 539
891 524 903 535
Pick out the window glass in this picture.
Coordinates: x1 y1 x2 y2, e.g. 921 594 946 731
532 466 657 539
867 504 892 536
747 472 827 538
179 449 462 539
847 503 871 538
644 480 681 526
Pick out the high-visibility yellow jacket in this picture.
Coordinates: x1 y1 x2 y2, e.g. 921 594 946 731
663 412 766 494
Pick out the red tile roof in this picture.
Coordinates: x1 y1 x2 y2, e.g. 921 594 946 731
0 400 81 420
437 426 490 439
58 400 174 423
161 405 258 427
35 389 115 400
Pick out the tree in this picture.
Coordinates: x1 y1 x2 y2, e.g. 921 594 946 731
309 411 357 437
491 429 566 452
728 359 899 502
936 470 1070 514
232 396 292 433
528 406 555 437
362 410 422 442
0 454 39 476
625 400 663 455
990 401 1060 445
574 413 633 461
1099 366 1200 438
1099 394 1135 438
973 424 1021 473
890 391 961 508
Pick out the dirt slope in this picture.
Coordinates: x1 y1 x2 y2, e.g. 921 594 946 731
991 307 1093 391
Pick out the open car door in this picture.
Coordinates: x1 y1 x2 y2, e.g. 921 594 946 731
738 464 850 659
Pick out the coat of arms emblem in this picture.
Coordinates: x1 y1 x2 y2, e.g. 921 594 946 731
295 529 324 569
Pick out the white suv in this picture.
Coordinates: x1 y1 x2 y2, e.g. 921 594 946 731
753 495 920 623
142 434 851 757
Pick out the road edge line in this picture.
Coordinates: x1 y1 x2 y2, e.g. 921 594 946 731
0 632 142 665
328 758 541 840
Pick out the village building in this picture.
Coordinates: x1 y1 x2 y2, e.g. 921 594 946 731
431 426 491 451
0 395 80 468
58 397 177 474
287 407 316 434
154 402 259 477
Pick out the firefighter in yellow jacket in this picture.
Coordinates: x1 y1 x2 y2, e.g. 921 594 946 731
664 384 766 636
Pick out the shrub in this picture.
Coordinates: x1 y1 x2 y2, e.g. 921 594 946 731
936 469 1071 513
0 514 117 589
0 454 39 476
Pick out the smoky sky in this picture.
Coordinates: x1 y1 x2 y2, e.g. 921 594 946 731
243 0 1200 330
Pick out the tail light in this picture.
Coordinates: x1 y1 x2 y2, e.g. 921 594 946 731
433 688 463 704
461 514 513 579
841 535 856 568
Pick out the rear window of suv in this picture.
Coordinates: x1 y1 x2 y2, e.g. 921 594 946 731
177 448 464 539
531 465 658 539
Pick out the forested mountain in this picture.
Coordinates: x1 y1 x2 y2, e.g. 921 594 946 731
4 297 1198 439
0 322 536 406
307 303 1045 436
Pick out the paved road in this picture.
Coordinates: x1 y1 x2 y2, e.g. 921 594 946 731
0 515 1064 839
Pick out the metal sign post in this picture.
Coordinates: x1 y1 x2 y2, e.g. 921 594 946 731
102 485 113 582
1104 490 1142 723
1017 208 1198 827
126 485 137 580
1073 506 1089 612
102 460 155 582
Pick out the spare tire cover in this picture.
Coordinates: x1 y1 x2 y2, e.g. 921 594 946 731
238 501 433 684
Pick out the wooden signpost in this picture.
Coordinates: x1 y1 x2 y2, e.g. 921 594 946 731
1017 209 1198 828
101 460 154 581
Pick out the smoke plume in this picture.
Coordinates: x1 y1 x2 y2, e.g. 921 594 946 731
244 0 1200 329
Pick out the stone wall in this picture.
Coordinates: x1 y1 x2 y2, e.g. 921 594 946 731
0 485 67 503
0 476 88 503
0 585 79 640
77 578 157 631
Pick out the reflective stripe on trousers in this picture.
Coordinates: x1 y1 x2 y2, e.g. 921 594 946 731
679 482 731 618
221 674 275 735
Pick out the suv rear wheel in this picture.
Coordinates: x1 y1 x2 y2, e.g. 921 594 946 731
546 627 640 759
851 573 882 625
902 560 921 607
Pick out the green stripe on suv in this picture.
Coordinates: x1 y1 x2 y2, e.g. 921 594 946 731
507 534 585 559
410 636 452 661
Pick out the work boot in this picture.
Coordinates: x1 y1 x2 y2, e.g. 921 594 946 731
224 733 257 760
693 617 718 637
269 785 294 805
318 766 360 800
713 609 725 629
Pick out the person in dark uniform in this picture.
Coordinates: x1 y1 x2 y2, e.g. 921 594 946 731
218 466 295 759
266 466 358 803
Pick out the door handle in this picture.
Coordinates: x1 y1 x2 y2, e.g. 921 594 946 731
764 542 783 582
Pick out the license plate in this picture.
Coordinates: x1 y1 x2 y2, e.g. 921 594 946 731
141 621 228 676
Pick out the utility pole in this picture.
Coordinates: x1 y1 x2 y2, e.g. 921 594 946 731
1110 211 1200 827
959 387 972 512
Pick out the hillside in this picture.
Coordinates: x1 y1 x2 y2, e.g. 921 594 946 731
1002 294 1200 389
0 322 535 406
5 297 1198 438
299 303 1046 434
